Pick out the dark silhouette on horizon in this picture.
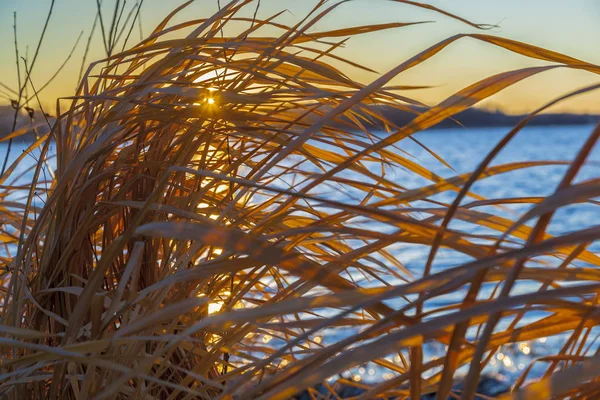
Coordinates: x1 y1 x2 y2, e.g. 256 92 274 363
360 105 599 130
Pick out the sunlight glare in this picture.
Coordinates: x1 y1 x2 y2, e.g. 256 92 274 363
208 302 223 314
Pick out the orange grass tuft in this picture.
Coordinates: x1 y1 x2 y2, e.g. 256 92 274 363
1 1 600 399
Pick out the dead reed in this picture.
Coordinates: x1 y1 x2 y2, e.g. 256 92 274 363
1 1 600 399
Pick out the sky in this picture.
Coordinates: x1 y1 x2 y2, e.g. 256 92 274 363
1 0 600 114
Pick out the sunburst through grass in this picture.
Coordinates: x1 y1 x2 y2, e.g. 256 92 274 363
1 1 600 399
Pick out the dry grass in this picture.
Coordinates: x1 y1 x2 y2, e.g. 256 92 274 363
1 1 600 399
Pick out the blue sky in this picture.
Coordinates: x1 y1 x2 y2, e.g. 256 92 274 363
2 0 600 113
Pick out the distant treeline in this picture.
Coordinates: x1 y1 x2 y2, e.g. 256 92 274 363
358 106 600 129
0 105 53 141
1 105 598 141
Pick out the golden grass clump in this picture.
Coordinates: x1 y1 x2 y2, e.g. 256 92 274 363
1 1 600 399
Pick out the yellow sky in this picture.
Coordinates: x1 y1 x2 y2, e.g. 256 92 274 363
1 0 600 115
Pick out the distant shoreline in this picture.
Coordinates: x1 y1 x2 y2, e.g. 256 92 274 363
343 106 600 130
1 105 598 141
